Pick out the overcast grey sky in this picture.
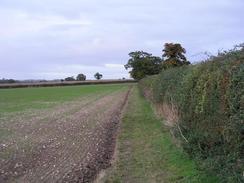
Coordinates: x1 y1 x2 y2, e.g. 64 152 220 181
0 0 243 80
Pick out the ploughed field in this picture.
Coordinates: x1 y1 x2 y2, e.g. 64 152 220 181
0 84 132 182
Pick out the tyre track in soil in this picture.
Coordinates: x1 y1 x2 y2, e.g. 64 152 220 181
0 87 132 183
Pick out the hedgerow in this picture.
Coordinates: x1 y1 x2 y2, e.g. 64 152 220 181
139 47 244 182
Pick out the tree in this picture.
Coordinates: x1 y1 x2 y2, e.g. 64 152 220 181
162 43 190 68
76 73 86 81
64 76 75 81
94 72 103 80
124 51 163 80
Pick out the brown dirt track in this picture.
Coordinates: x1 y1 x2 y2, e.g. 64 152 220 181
0 88 131 183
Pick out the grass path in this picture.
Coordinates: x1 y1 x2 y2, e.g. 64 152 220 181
104 87 219 183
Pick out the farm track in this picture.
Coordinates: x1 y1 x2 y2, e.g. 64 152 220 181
0 87 131 183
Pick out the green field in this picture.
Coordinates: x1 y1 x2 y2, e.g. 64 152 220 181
0 84 130 114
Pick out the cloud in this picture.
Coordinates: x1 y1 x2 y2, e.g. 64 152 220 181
0 0 243 79
0 8 92 38
105 64 125 68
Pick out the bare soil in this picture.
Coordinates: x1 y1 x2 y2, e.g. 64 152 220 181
0 88 131 183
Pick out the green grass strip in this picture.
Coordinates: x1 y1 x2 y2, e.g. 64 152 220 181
105 86 219 183
0 84 129 114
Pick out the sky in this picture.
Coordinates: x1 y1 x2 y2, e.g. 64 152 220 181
0 0 243 80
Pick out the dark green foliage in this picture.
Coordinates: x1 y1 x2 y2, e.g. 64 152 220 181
64 76 75 81
124 51 163 80
76 73 86 81
139 47 244 182
162 43 190 68
0 78 16 83
94 72 103 80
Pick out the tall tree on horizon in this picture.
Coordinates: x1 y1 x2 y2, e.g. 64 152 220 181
162 43 190 68
94 72 103 80
125 51 162 80
76 73 86 81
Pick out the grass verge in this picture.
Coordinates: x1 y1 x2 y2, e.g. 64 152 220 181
104 86 219 183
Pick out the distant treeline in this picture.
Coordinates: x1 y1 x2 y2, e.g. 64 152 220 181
139 45 244 182
63 72 104 81
1 71 125 85
0 79 136 89
0 78 16 84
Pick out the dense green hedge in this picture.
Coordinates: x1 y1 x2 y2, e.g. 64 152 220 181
139 48 244 182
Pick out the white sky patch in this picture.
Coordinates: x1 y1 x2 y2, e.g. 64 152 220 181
105 64 125 68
